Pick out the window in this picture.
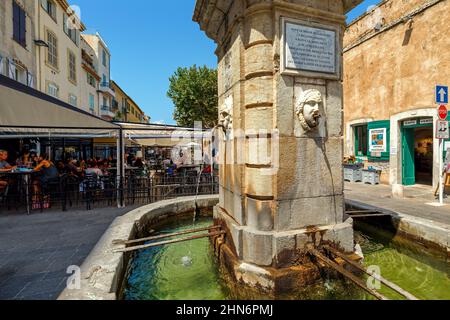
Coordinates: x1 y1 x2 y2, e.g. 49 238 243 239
102 49 107 67
13 1 26 47
87 73 96 87
0 55 4 75
47 83 59 98
103 97 107 107
69 94 77 107
354 124 368 157
46 30 58 68
102 74 107 86
68 50 76 83
63 13 79 45
41 0 57 21
89 93 95 112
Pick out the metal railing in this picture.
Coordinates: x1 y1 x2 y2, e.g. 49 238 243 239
0 171 219 214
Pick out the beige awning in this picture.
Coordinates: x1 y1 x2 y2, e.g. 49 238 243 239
0 76 120 137
116 122 210 147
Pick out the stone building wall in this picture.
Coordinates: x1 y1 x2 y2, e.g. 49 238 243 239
344 0 449 126
343 0 449 187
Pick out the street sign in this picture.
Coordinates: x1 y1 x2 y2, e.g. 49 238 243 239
436 120 449 139
438 105 448 120
436 85 448 104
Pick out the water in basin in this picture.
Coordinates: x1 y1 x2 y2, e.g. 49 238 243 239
123 217 449 300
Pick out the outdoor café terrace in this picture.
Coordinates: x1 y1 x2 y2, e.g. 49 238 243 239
0 75 218 215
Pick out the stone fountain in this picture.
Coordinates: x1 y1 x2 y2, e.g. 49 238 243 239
193 0 363 297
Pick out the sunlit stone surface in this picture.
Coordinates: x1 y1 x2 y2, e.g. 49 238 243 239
193 0 363 294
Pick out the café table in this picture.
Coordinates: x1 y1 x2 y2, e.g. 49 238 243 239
0 169 34 215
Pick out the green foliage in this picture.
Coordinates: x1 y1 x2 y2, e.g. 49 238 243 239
167 65 218 128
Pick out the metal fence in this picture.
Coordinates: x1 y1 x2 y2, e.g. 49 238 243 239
0 172 219 214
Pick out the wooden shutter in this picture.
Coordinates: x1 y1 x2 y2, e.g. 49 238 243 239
19 7 26 46
12 1 20 43
12 2 26 46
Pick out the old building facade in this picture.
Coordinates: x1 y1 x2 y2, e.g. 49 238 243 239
35 0 85 107
82 33 116 121
80 35 100 115
0 0 37 88
343 0 449 188
1 1 150 123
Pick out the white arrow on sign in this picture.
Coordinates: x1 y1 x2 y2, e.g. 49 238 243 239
439 88 447 102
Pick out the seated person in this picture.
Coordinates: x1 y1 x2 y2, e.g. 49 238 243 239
85 161 103 177
65 159 81 176
32 154 59 204
134 157 144 168
0 150 16 191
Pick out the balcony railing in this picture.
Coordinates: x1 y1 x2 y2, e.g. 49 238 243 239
99 82 116 97
100 105 115 118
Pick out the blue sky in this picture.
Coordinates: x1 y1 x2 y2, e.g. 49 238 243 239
73 0 381 125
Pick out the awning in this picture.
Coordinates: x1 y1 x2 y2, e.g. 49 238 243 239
116 122 211 147
0 75 120 137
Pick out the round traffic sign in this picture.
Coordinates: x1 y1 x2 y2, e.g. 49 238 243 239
438 105 448 120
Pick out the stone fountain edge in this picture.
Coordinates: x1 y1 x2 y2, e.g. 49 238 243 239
58 195 219 300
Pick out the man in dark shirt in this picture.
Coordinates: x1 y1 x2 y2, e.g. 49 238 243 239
0 150 16 191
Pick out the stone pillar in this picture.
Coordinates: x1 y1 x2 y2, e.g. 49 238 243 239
194 0 362 295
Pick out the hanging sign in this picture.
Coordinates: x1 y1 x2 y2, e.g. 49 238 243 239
369 128 387 153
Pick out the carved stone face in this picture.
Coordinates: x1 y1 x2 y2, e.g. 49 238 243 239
303 101 321 128
296 89 323 132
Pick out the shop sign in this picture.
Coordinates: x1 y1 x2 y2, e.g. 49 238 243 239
403 120 417 127
420 118 433 125
369 128 387 153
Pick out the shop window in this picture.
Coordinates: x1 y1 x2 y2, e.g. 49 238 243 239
354 124 368 157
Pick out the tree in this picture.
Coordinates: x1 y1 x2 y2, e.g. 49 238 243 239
167 65 218 128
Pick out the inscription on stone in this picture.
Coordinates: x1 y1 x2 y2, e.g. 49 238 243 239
285 22 336 74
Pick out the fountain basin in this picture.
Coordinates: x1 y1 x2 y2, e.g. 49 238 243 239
58 195 219 300
59 195 449 300
122 215 450 300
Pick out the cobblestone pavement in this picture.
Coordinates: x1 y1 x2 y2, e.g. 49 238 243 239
345 182 450 226
0 206 136 300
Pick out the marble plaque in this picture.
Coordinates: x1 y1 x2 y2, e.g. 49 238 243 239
285 22 336 74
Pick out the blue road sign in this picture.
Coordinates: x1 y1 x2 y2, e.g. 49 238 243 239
436 85 448 104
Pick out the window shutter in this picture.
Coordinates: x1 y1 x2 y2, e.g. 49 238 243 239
27 72 34 88
63 14 68 34
8 58 16 79
20 9 26 46
13 2 19 43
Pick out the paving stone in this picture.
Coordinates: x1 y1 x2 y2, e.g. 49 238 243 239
0 206 131 299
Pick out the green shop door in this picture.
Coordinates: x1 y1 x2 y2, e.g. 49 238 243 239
402 127 415 185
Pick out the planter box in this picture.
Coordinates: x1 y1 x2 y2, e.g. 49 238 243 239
344 167 363 183
362 170 381 185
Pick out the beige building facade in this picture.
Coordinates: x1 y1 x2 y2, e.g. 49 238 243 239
80 36 100 115
343 0 449 188
0 0 37 88
1 1 151 124
82 33 116 121
35 0 86 108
